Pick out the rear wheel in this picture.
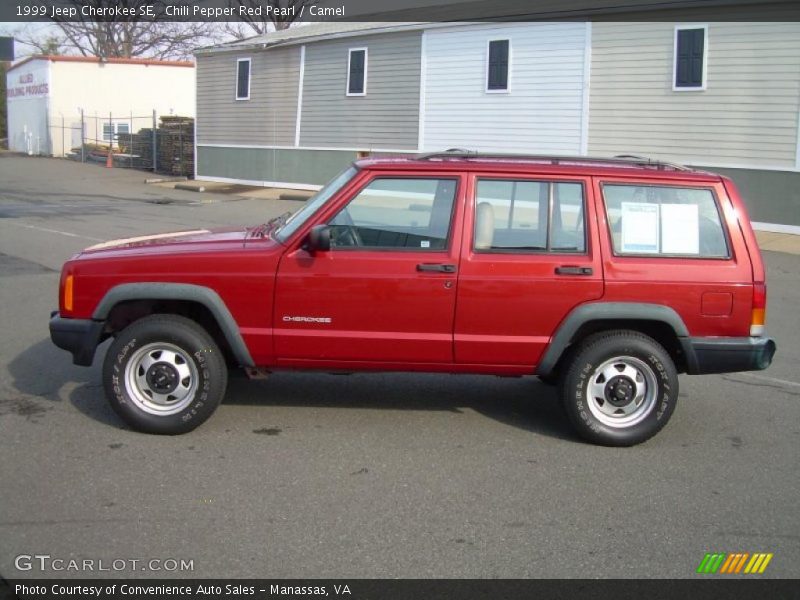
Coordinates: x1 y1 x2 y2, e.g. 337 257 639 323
560 331 678 446
103 314 227 434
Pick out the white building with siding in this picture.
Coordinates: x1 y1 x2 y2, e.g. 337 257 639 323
6 55 195 157
195 19 800 232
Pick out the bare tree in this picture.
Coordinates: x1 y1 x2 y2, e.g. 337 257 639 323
227 0 313 38
53 20 222 60
14 26 68 56
27 0 228 60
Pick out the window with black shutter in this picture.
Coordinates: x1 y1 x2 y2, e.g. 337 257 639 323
347 48 367 95
487 39 510 92
236 58 251 100
675 27 706 89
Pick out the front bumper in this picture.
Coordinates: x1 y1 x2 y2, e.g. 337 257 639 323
682 336 776 375
49 312 106 366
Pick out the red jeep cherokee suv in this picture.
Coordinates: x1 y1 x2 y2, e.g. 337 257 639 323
49 152 776 446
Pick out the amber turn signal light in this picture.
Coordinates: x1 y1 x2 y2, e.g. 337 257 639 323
63 274 74 312
750 283 766 337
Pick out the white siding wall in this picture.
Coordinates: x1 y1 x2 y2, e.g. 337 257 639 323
589 22 800 169
421 22 589 154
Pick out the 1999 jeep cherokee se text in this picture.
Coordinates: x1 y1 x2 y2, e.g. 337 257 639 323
49 152 777 446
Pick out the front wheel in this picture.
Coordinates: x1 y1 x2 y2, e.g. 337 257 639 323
560 331 678 446
103 314 228 434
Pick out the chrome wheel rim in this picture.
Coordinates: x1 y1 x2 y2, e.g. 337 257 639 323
586 356 658 428
124 343 198 416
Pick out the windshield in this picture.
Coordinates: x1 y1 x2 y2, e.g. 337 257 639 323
275 166 359 243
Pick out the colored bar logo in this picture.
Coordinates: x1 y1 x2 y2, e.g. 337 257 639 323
696 552 773 574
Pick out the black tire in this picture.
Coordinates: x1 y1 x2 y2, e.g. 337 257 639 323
560 330 678 446
103 314 228 434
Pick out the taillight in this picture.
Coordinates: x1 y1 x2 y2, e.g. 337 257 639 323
750 282 766 337
63 274 74 313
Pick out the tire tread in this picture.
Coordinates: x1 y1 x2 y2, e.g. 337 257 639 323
103 313 227 434
560 329 678 446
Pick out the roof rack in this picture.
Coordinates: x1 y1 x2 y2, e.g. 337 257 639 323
612 154 692 172
414 149 692 172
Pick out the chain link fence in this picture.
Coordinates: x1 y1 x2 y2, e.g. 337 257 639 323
48 110 194 176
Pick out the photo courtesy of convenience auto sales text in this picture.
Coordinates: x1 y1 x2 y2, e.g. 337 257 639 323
13 583 351 597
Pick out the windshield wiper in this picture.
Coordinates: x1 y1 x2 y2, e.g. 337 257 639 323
252 211 293 238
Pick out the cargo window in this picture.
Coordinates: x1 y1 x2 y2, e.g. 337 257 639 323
474 179 586 253
602 183 728 257
329 177 457 250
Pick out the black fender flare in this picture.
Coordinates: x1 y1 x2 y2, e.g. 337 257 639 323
536 302 692 376
93 282 255 367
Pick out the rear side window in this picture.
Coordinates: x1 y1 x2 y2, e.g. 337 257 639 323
474 179 586 253
329 178 457 250
602 183 728 257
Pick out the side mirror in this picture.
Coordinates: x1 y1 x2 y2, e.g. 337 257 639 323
305 224 331 253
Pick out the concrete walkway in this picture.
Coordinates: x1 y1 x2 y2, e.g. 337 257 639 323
152 179 313 202
755 231 800 255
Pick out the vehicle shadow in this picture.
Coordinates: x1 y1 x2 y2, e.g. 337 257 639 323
225 371 575 441
5 337 124 428
8 338 576 442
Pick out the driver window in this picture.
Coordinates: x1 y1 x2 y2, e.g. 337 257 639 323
328 178 457 250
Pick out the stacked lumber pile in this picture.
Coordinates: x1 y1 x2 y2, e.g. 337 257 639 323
70 116 194 173
157 116 194 176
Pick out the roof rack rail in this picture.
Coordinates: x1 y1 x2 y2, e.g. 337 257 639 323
415 148 478 160
612 154 692 172
414 149 693 172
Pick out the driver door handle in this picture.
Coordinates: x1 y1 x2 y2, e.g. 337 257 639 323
417 263 457 273
555 265 593 276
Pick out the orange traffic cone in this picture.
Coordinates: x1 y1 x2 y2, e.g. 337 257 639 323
106 146 113 168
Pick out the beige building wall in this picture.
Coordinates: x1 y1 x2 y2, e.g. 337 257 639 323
588 21 800 170
196 47 300 147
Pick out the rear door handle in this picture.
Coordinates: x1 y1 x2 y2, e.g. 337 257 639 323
555 266 593 276
417 263 457 273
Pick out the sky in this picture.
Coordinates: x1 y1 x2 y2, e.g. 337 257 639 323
0 20 308 62
0 21 228 62
0 22 53 60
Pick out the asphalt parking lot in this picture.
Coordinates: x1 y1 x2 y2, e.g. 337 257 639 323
0 155 798 580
